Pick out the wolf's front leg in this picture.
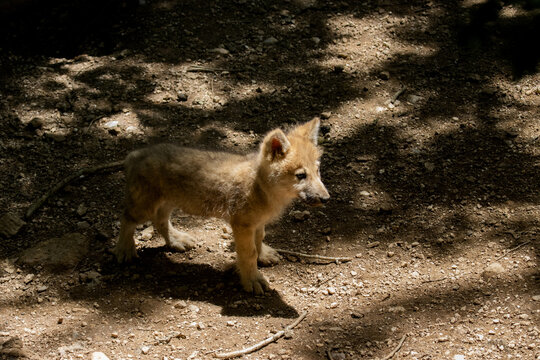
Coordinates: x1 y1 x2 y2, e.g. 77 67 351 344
255 226 281 267
232 224 270 295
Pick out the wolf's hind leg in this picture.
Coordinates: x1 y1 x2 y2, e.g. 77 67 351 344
114 212 138 263
155 206 196 252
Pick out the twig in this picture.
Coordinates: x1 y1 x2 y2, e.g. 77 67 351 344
186 66 245 73
327 349 335 360
25 161 124 219
275 249 352 263
380 334 407 360
215 311 308 359
390 86 407 103
493 240 531 262
421 277 447 284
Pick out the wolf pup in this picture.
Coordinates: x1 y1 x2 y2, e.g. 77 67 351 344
114 118 329 294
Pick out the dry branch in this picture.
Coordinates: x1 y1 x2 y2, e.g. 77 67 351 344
214 311 308 359
275 248 352 263
25 161 124 219
380 334 407 360
493 240 531 262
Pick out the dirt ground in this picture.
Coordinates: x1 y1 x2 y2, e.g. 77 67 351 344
0 0 539 359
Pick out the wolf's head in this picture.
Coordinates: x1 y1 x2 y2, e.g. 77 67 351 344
258 117 330 206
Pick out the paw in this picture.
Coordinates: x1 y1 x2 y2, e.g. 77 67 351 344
168 230 196 252
113 244 138 263
241 271 270 295
258 243 281 267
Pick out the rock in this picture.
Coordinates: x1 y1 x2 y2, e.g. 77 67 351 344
92 352 110 360
29 117 45 129
174 300 187 309
532 295 540 301
290 210 310 221
320 111 332 119
482 262 504 278
328 351 346 360
367 241 380 248
141 345 150 354
23 274 34 284
424 162 435 172
76 204 87 216
0 336 28 358
0 213 26 238
263 37 278 45
209 47 229 55
406 94 423 104
76 221 90 230
177 92 188 102
140 226 154 241
19 233 89 270
104 121 118 129
311 37 321 45
379 71 390 80
359 190 370 196
37 285 48 292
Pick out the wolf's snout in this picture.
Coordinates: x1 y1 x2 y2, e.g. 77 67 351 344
320 195 329 204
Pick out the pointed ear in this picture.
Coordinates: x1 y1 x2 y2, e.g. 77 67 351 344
292 117 320 145
262 129 291 160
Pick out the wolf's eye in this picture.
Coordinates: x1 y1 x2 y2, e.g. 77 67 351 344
296 173 307 180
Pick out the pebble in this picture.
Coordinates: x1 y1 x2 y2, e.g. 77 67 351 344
311 37 321 45
263 37 278 45
76 204 87 216
104 121 119 129
36 285 48 293
23 274 35 284
91 352 110 360
320 111 332 119
379 71 390 80
177 92 188 102
173 300 187 309
359 190 370 196
141 345 150 354
210 47 229 55
482 262 504 278
327 287 336 295
367 241 380 248
140 226 154 241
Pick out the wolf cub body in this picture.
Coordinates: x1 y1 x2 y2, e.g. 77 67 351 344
114 118 329 294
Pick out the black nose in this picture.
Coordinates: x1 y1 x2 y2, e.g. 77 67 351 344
320 196 329 204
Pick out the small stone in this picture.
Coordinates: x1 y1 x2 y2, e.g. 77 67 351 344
76 221 90 230
111 332 119 338
329 302 338 308
367 241 380 248
104 121 119 129
424 162 435 172
210 47 229 55
321 227 332 235
188 304 200 313
406 94 423 104
23 274 35 284
0 213 26 238
140 226 154 241
359 190 370 196
141 345 150 354
283 329 293 339
57 318 63 324
311 37 321 45
453 355 465 360
379 71 390 80
482 262 504 278
177 92 188 102
37 285 48 293
263 37 278 45
532 295 540 301
320 111 332 119
387 251 395 258
76 204 87 216
327 287 336 295
174 300 187 309
91 352 110 360
29 117 45 129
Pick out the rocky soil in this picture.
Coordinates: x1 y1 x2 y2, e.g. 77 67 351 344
0 0 539 359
